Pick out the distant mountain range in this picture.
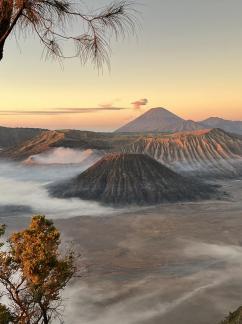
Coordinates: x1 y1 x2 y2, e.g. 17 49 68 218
1 108 242 179
1 126 242 178
0 108 242 150
200 117 242 134
49 153 216 206
115 107 242 135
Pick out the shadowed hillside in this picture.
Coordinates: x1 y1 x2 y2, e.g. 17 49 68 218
0 126 43 149
0 130 139 161
49 153 217 206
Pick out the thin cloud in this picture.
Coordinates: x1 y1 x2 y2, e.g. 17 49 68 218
0 107 127 116
98 98 122 109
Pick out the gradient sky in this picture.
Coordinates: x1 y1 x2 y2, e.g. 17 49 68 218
1 0 242 131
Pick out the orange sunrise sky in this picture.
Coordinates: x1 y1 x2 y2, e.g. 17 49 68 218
1 0 242 131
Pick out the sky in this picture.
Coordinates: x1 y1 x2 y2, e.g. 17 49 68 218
0 0 242 131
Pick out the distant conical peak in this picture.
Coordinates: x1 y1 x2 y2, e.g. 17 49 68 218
115 107 204 133
148 107 173 112
143 107 182 117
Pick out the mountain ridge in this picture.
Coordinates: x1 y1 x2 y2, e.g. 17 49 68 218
201 117 242 135
2 127 242 178
121 128 242 178
0 130 139 161
0 126 44 149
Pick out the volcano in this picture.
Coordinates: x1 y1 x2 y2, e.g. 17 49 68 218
121 128 242 178
49 153 216 206
115 107 205 133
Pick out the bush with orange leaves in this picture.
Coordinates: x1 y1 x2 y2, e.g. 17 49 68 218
0 215 75 324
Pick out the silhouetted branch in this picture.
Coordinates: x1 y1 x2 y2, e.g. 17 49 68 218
0 0 138 68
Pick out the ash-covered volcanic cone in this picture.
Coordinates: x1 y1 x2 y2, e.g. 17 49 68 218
49 153 217 206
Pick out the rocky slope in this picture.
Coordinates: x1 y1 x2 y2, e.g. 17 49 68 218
0 126 43 149
201 117 242 135
121 128 242 178
2 126 242 179
115 107 205 133
0 129 139 161
49 153 216 206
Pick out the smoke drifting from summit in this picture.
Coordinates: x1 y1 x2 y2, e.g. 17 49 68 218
131 98 148 110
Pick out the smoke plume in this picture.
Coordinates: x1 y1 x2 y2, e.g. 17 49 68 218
131 98 148 109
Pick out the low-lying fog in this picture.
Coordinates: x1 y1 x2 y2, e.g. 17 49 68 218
0 151 114 219
25 147 104 165
1 153 242 324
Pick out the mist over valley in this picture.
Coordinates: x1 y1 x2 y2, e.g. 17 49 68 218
1 107 242 323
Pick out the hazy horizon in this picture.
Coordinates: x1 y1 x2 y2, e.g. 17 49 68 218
1 106 242 132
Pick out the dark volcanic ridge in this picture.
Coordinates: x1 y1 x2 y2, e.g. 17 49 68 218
0 126 43 149
0 129 139 161
49 153 218 206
